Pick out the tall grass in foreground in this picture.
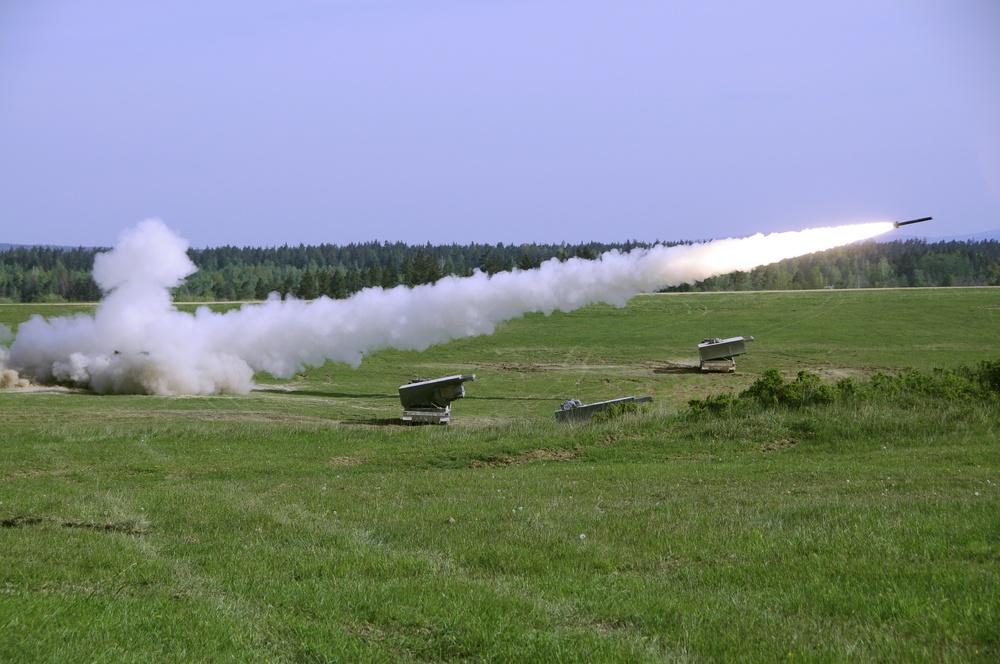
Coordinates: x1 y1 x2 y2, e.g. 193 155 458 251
2 385 997 661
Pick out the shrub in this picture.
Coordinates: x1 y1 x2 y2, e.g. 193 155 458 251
740 368 785 407
687 392 735 416
835 377 860 398
975 359 1000 394
870 367 981 401
740 369 834 408
687 360 1000 417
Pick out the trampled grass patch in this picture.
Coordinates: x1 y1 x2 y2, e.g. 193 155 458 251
1 288 999 661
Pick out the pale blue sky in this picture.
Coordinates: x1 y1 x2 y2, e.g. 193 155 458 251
1 0 998 248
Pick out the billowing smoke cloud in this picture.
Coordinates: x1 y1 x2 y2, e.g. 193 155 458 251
1 218 893 394
0 325 30 388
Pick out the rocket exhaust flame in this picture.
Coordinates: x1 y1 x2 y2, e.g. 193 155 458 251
1 218 894 395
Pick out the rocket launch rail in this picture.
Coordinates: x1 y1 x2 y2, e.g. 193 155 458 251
398 374 476 425
698 336 754 372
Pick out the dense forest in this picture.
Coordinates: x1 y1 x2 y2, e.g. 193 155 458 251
1 238 998 304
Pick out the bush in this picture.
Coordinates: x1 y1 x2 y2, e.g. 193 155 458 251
835 377 860 398
687 361 1000 417
870 367 982 401
740 369 834 408
740 368 785 407
975 359 1000 394
687 392 735 416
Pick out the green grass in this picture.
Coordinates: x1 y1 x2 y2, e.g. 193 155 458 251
1 288 999 661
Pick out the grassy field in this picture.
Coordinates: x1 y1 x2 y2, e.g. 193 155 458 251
1 288 998 661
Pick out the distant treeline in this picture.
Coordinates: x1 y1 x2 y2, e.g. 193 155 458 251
1 238 998 303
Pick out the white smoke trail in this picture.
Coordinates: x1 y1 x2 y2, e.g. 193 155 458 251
0 325 30 388
2 218 893 394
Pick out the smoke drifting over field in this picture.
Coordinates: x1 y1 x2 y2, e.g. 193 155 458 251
1 218 893 394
